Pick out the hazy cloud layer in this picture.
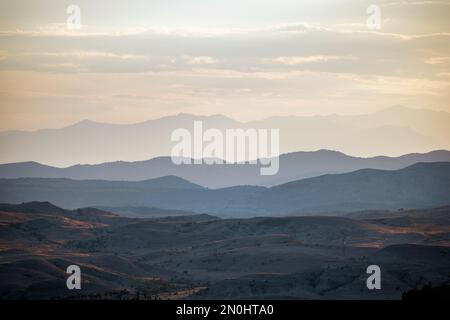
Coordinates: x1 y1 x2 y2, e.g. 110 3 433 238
0 0 449 131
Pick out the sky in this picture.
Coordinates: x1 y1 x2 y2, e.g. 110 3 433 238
0 0 449 131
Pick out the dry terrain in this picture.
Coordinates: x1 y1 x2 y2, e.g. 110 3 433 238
0 202 449 299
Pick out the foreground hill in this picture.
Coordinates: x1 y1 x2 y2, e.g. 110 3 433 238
0 162 449 216
1 150 449 188
0 202 449 299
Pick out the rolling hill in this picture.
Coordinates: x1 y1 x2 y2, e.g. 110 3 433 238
0 162 449 216
1 202 449 299
0 149 449 188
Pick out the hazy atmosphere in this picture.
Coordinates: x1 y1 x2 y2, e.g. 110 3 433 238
0 0 449 132
1 1 450 302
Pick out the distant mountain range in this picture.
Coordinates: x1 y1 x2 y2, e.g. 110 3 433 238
1 149 449 188
1 162 449 216
1 106 449 166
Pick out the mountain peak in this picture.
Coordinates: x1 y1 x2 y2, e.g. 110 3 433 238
69 119 101 128
175 113 238 122
139 175 205 189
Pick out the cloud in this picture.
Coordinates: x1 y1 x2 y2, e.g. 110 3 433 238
269 55 343 65
350 74 449 96
425 57 450 64
0 23 151 38
0 50 9 61
28 51 148 60
183 56 219 65
382 1 450 7
0 0 449 129
1 19 449 41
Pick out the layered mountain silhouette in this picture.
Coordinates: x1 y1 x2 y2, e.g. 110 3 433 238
1 106 449 167
1 162 449 216
1 149 449 188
